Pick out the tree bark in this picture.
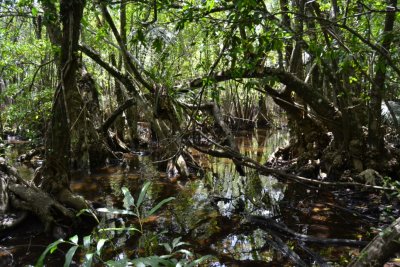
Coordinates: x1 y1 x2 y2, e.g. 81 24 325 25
349 216 400 267
368 0 398 154
41 0 86 197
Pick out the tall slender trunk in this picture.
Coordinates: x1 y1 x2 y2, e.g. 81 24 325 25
368 0 397 154
119 0 138 144
280 0 292 67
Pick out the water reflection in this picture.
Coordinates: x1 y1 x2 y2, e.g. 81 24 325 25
1 128 374 266
211 229 272 262
69 129 291 264
203 130 289 219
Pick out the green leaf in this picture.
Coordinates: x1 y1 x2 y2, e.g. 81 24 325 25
83 235 91 249
64 245 78 267
69 235 78 245
137 29 145 42
35 239 64 267
131 260 146 267
187 255 213 267
96 207 136 215
83 253 94 267
161 242 172 253
105 259 130 267
175 20 185 31
122 187 135 210
175 249 193 256
31 7 38 16
137 181 152 208
148 197 175 216
174 241 188 248
76 209 88 217
172 237 182 248
131 256 172 266
96 239 108 255
206 0 215 11
98 227 140 232
153 38 163 53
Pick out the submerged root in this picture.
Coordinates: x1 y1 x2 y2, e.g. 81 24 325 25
0 211 28 231
9 184 76 232
1 158 92 236
57 188 88 211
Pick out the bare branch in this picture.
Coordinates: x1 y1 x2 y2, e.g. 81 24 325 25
99 98 136 134
100 3 154 92
78 44 137 95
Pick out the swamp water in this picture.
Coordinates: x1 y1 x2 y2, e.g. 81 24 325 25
1 130 374 266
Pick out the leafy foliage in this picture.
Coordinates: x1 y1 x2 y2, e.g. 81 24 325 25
34 182 210 266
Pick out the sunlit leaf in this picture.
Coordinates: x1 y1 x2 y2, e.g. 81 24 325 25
83 235 91 249
83 253 94 267
96 239 108 255
206 0 215 11
31 7 38 16
96 207 135 215
175 249 193 256
69 235 78 245
98 227 140 232
122 187 135 210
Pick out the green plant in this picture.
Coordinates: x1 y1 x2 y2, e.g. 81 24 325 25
122 237 212 267
382 176 400 195
35 234 101 267
35 182 178 266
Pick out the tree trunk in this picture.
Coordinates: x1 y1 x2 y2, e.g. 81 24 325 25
0 1 99 236
368 0 397 156
41 0 87 204
118 0 139 144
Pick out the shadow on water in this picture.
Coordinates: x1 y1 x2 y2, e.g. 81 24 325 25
1 129 372 266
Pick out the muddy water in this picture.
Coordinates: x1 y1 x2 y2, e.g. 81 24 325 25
1 129 372 266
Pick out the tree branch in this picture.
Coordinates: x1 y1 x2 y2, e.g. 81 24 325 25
100 3 154 93
78 44 137 95
186 67 341 128
189 133 396 192
99 98 136 134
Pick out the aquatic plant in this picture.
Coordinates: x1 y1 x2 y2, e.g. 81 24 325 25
34 182 210 266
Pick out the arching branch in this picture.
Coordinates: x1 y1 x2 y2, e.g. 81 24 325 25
100 3 154 93
78 44 137 95
99 98 136 134
185 66 341 129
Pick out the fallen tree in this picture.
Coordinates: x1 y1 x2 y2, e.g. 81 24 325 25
349 216 400 267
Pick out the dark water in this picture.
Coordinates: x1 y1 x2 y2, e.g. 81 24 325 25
1 129 373 266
